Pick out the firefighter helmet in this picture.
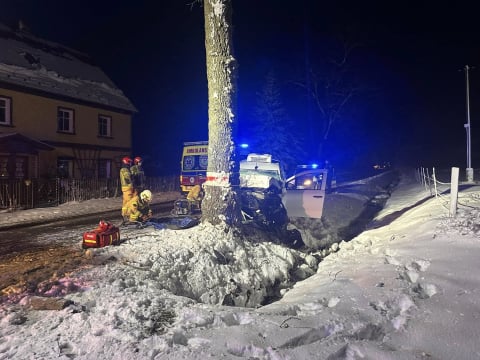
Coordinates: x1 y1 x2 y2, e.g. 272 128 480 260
140 189 152 202
98 220 109 231
122 156 132 165
134 156 142 165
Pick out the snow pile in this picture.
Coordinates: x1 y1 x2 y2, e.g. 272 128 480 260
90 223 317 308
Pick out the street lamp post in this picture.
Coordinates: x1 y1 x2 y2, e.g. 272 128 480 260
464 65 474 182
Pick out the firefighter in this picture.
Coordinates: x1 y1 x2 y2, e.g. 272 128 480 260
186 184 203 214
130 156 145 195
124 189 153 223
120 156 134 217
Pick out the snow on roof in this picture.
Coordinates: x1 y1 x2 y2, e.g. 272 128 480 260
0 23 137 113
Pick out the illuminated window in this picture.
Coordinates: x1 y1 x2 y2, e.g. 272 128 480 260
57 107 74 133
0 96 12 125
98 115 112 137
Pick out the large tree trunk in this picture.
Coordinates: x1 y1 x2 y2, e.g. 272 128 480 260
201 0 241 226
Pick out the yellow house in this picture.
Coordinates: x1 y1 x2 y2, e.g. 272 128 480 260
0 22 137 180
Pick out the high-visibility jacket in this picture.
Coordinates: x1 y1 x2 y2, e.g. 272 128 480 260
120 167 132 189
120 166 134 213
124 195 152 222
130 164 145 192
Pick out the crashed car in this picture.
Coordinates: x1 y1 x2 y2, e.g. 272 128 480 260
239 154 330 225
283 164 329 218
286 164 328 190
239 154 288 231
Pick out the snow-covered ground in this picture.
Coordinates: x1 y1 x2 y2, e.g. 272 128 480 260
1 171 480 359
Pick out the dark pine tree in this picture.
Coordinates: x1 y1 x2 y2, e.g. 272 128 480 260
251 70 305 175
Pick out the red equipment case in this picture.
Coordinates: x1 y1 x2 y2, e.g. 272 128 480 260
82 221 120 248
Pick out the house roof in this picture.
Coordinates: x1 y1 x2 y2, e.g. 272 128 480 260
0 23 137 113
0 132 55 154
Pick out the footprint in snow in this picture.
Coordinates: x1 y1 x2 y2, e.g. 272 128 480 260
384 255 402 266
402 270 420 283
413 283 439 299
409 259 431 272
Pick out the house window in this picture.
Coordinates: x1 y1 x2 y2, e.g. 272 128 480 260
0 156 27 179
57 158 73 178
14 157 27 178
98 159 112 178
0 156 8 177
98 115 112 137
57 107 74 133
0 96 12 125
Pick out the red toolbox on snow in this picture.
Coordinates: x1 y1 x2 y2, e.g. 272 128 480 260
82 221 120 249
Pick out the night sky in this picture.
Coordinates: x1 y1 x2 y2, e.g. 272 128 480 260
1 1 479 175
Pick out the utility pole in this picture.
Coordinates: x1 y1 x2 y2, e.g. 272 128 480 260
464 65 474 182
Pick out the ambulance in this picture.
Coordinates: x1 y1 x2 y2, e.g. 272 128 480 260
180 141 208 193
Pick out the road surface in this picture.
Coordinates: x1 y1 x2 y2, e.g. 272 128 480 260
0 202 174 303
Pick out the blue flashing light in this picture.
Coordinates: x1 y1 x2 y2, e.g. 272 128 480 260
239 143 249 149
297 164 319 169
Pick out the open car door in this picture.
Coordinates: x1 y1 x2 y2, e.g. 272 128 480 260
282 169 328 219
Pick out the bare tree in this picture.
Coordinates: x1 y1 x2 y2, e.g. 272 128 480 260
299 40 363 160
201 0 241 226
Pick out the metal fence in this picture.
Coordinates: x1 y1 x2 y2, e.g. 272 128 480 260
416 167 480 217
0 176 178 210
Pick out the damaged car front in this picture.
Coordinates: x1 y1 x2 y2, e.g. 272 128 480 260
239 154 288 232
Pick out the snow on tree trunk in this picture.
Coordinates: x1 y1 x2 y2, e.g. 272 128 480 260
201 0 241 226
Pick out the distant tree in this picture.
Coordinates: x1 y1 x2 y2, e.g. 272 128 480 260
298 40 364 161
251 70 305 175
201 0 241 226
